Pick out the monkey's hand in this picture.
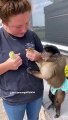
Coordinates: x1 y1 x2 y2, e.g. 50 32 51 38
27 67 44 79
27 67 39 75
27 67 33 74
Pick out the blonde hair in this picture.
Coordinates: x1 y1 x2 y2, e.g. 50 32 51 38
0 0 31 22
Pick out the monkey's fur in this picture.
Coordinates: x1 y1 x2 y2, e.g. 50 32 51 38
27 45 66 118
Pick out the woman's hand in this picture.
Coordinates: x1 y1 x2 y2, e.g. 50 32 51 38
0 53 23 75
5 53 22 70
26 49 42 61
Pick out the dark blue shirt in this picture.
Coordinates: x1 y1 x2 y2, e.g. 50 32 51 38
0 28 43 104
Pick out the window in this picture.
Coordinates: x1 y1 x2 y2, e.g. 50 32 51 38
31 0 68 53
31 0 53 41
44 0 68 46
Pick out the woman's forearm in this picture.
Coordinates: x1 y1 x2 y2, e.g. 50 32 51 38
0 62 9 75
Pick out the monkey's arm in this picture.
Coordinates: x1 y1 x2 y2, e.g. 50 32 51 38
27 65 55 80
27 67 45 79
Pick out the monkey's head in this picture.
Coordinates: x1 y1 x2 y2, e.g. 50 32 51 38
42 45 60 61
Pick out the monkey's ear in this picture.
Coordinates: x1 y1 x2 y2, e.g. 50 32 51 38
47 57 56 62
47 53 60 62
53 53 61 57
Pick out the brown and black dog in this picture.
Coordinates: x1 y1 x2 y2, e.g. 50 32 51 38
27 45 66 118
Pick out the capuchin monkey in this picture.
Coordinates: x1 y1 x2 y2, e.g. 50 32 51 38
27 45 66 118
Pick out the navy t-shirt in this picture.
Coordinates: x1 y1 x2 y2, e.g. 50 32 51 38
0 28 43 104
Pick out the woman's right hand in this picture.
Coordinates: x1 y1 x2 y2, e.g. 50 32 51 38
5 54 22 70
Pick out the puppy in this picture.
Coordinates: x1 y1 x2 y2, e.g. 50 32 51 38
27 45 66 118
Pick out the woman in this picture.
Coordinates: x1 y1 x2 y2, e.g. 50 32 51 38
0 0 43 120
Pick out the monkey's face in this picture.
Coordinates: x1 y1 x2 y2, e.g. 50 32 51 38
42 51 52 61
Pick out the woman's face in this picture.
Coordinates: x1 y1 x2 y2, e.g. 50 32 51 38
3 11 31 37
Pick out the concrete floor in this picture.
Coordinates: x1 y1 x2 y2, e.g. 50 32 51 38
43 80 68 120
